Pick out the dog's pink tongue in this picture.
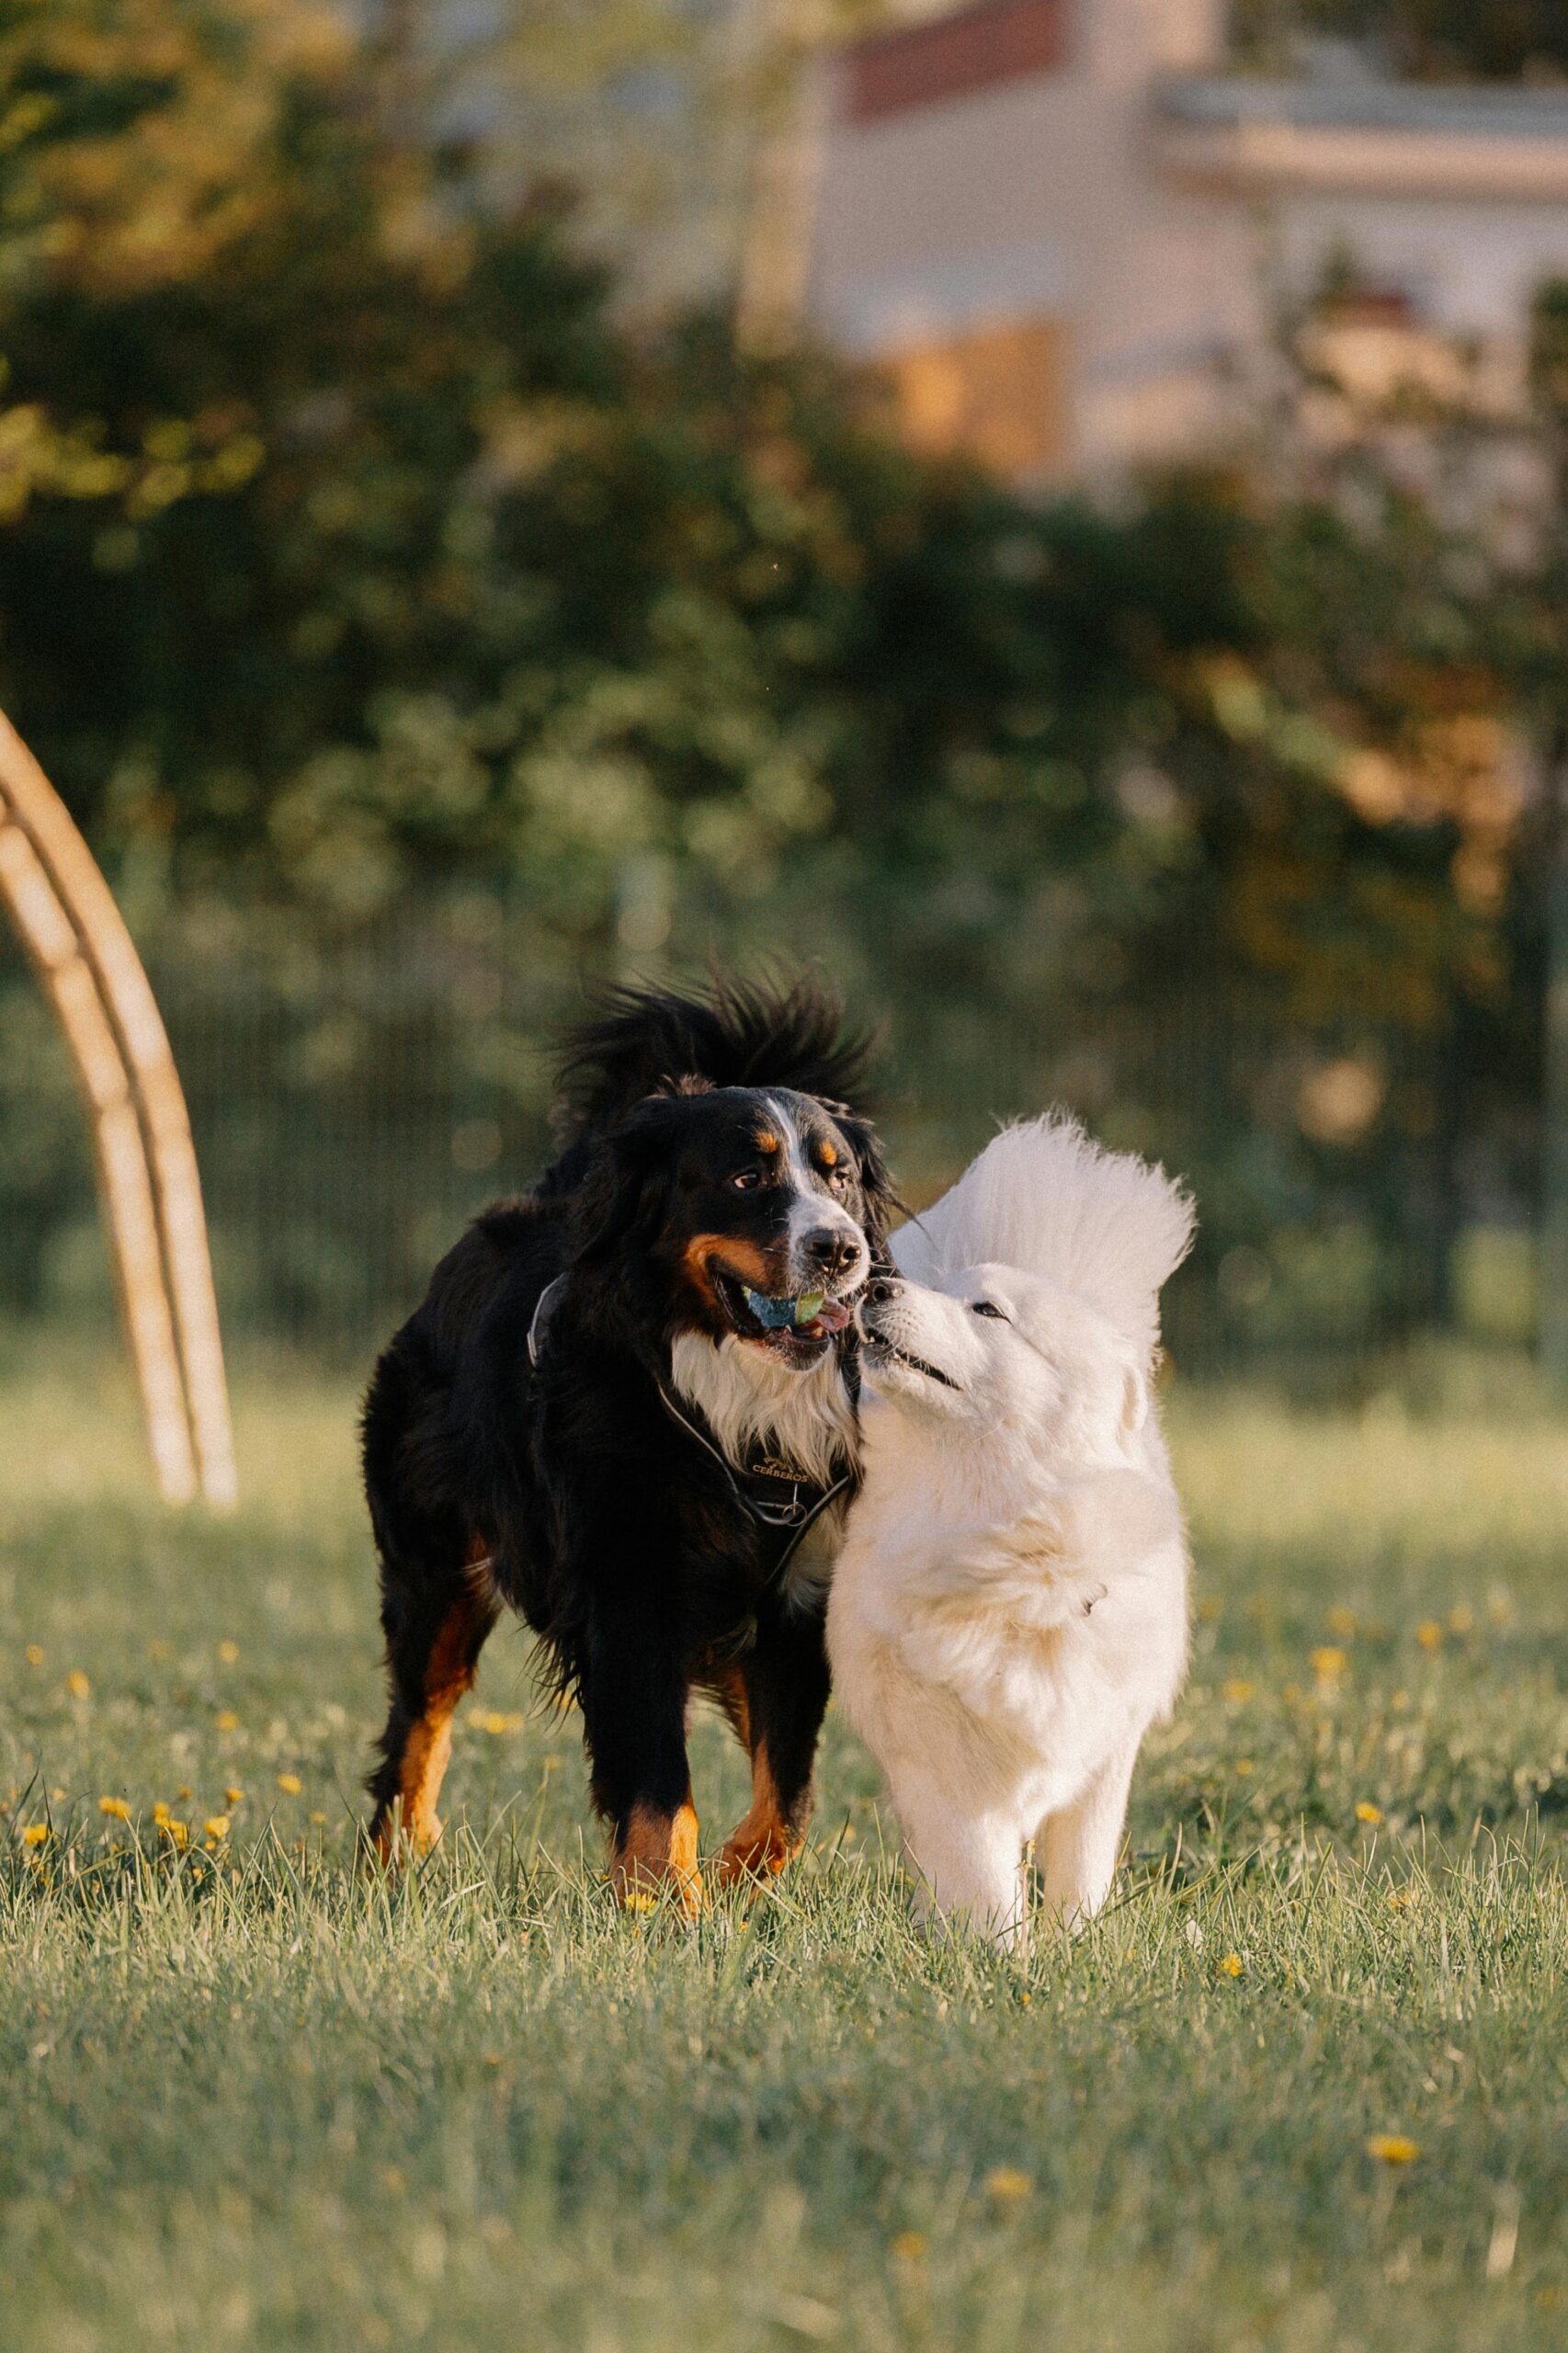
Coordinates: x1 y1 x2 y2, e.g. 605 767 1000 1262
806 1298 851 1336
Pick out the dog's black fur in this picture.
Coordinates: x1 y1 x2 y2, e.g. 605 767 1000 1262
360 977 894 1902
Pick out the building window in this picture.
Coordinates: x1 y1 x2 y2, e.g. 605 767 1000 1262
879 315 1070 480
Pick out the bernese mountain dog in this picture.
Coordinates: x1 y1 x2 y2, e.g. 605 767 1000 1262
360 977 895 1911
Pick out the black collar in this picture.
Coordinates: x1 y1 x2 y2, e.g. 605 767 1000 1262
527 1272 568 1370
653 1379 849 1518
526 1273 851 1577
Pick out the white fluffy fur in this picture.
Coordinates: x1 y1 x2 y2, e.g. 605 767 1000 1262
668 1331 858 1494
893 1113 1195 1361
825 1115 1195 1949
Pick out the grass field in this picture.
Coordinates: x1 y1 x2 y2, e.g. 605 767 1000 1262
3 1332 1568 2352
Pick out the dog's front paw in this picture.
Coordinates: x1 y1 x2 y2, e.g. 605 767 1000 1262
365 1802 443 1870
715 1817 801 1888
611 1858 707 1919
612 1801 707 1919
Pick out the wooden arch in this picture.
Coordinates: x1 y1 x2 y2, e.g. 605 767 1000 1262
0 709 236 1507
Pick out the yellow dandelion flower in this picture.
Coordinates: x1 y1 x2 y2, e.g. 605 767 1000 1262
1448 1604 1473 1635
1234 1757 1255 1776
204 1814 231 1840
153 1802 172 1824
217 1640 239 1664
20 1823 50 1847
1311 1646 1347 1681
277 1773 302 1795
24 1644 43 1666
309 1812 327 1825
160 1819 188 1847
1388 1890 1413 1911
224 1787 244 1806
65 1669 90 1699
148 1639 172 1662
216 1711 239 1733
1356 1802 1382 1825
176 1785 192 1801
97 1795 131 1820
892 2233 927 2262
1221 1678 1254 1703
474 1711 524 1735
1415 1620 1443 1652
1219 1951 1244 1978
1367 2133 1419 2165
1281 1682 1302 1706
621 1888 658 1913
1326 1605 1358 1637
984 2166 1032 2203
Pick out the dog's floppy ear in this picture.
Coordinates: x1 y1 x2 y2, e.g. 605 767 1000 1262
569 1096 681 1268
824 1106 898 1255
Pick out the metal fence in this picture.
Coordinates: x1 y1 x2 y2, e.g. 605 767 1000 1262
0 920 1538 1383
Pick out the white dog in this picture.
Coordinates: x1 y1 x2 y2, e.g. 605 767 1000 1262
825 1117 1194 1948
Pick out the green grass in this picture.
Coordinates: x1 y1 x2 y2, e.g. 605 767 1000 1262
4 1332 1568 2351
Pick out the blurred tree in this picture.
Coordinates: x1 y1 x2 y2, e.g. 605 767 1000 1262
1525 281 1568 1374
1231 1 1568 79
0 0 1544 1358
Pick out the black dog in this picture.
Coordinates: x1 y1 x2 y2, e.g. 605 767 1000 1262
360 978 894 1909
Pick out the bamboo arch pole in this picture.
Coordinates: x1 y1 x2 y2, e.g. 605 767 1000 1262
0 710 236 1507
0 817 198 1501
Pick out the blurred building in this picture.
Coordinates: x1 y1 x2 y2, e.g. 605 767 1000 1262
806 0 1568 481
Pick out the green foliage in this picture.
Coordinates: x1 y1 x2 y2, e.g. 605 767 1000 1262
1232 1 1568 79
4 1348 1568 2347
0 0 1549 1345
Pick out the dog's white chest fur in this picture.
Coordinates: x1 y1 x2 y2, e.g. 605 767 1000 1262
667 1333 857 1602
668 1330 857 1493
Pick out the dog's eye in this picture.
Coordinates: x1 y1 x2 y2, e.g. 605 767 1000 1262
730 1167 763 1192
971 1301 1007 1320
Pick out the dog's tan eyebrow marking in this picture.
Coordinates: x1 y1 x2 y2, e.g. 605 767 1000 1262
753 1130 779 1154
816 1140 838 1167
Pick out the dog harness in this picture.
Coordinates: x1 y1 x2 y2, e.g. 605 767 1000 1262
527 1273 852 1581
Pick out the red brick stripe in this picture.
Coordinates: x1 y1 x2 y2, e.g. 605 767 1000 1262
845 0 1065 124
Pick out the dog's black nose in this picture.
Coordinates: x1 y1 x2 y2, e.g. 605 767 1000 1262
865 1274 902 1306
801 1227 862 1279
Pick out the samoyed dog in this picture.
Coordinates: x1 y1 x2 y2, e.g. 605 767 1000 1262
825 1117 1195 1949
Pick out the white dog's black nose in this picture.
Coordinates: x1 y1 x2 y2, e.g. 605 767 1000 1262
853 1274 900 1341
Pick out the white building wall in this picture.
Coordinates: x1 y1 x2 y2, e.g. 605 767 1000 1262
810 0 1258 473
811 0 1568 476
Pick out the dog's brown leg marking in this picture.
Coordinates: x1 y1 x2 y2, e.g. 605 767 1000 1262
371 1549 492 1865
717 1740 801 1886
708 1661 753 1751
613 1795 705 1918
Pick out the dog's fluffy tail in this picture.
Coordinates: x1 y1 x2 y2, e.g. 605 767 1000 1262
557 974 876 1138
892 1116 1195 1358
